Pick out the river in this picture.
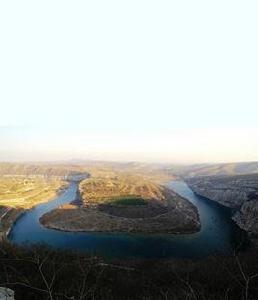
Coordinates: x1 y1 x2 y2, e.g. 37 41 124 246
8 181 246 259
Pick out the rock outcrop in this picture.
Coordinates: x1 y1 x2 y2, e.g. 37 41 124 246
0 287 15 300
233 198 258 247
186 174 258 245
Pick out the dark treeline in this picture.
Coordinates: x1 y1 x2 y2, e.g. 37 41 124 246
0 240 258 300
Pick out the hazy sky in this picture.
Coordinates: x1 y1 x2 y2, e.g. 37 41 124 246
0 1 257 164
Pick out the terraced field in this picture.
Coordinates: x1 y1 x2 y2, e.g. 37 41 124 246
0 176 67 209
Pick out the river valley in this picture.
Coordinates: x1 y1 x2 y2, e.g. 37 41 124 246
8 181 246 259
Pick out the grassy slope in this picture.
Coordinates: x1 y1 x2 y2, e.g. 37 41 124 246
0 176 67 209
0 176 67 237
79 173 167 205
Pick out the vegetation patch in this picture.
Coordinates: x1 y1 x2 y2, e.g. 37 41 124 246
106 195 147 206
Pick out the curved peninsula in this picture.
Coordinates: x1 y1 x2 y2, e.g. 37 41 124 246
40 174 201 234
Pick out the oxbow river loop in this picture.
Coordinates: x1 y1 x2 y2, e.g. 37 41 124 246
9 181 246 259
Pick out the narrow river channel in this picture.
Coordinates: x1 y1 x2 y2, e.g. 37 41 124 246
9 181 245 259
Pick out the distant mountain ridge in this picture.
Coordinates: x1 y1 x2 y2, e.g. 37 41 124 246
174 161 258 177
0 162 88 177
1 160 258 179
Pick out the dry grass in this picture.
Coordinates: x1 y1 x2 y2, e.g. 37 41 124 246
79 173 167 205
0 176 67 209
0 176 68 237
85 165 175 184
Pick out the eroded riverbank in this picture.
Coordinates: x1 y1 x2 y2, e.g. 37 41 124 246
186 174 258 247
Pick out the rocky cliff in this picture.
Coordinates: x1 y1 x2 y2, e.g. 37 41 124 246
186 174 258 246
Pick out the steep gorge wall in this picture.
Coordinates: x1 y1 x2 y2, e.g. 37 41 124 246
186 174 258 246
